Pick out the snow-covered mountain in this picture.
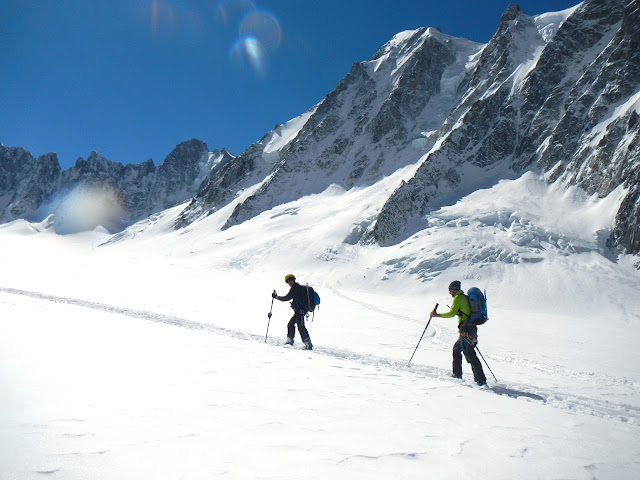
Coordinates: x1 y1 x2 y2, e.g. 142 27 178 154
175 26 485 230
1 1 638 253
176 0 639 256
373 1 639 253
0 139 227 233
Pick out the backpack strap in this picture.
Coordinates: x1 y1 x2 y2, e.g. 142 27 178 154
306 284 312 312
457 294 471 320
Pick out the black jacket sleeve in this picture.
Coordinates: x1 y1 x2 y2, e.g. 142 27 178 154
278 284 308 311
278 287 294 301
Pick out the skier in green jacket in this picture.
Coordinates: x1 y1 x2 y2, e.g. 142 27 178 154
430 280 487 385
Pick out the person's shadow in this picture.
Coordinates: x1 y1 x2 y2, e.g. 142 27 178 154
491 385 545 402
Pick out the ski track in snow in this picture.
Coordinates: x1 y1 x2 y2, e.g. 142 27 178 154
2 286 639 425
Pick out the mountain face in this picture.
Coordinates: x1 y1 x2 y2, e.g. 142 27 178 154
177 27 483 230
372 0 639 252
2 1 638 256
0 146 61 221
0 139 220 232
177 0 639 256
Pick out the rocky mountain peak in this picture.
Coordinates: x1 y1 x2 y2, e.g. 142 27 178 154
178 26 481 231
174 0 640 257
0 145 61 222
501 4 522 23
162 139 209 169
370 0 638 255
1 139 221 232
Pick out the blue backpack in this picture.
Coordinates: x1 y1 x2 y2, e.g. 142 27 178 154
465 287 488 325
305 284 321 312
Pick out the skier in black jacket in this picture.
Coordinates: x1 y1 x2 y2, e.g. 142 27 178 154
272 274 313 350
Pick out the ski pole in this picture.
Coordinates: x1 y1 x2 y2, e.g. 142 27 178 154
408 303 438 367
474 344 497 382
265 293 275 343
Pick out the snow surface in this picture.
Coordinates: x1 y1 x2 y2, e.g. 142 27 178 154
534 4 581 43
262 109 316 164
585 90 640 150
1 170 639 479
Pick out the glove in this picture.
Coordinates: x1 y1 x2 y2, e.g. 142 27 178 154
272 291 278 299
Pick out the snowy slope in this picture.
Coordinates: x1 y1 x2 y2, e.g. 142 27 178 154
1 165 639 479
261 109 316 164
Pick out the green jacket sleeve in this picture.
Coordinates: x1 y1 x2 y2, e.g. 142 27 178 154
440 291 470 325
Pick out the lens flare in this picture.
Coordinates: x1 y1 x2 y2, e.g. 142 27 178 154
147 0 205 41
239 10 281 53
53 184 126 234
150 0 176 39
215 2 283 78
216 0 257 27
230 35 267 77
151 0 159 34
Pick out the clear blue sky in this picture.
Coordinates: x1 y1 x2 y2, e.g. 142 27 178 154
0 0 578 169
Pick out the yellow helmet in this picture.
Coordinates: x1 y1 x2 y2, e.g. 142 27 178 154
284 274 296 283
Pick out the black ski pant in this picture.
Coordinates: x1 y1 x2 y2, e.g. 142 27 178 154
453 334 486 383
287 312 311 344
